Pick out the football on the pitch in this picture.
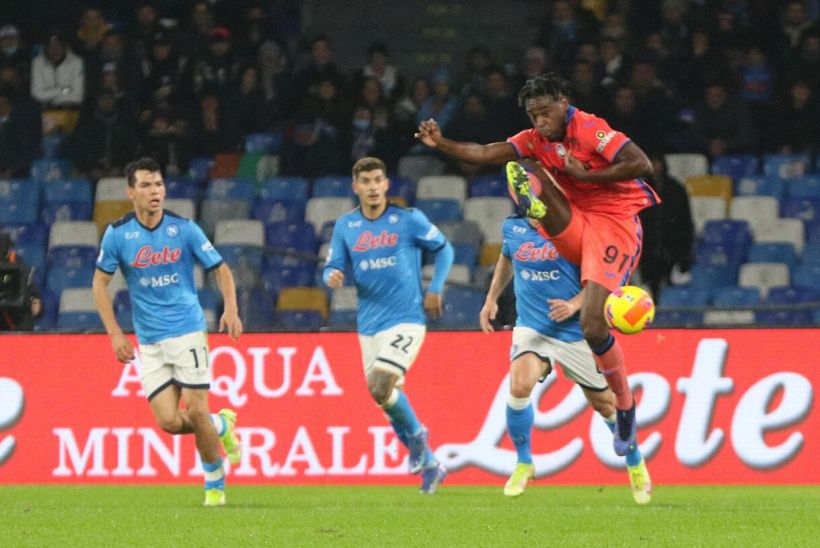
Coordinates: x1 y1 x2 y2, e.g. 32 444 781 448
604 285 655 334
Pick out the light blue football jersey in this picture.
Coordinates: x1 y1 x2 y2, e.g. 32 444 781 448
96 211 223 344
501 216 584 342
323 205 447 335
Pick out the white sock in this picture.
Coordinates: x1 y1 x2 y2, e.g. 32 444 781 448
507 394 531 410
210 413 226 436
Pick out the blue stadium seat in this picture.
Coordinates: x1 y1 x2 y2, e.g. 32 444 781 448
786 175 820 199
56 311 104 331
711 287 761 308
46 264 95 295
312 176 354 198
252 198 306 224
245 132 283 154
780 197 820 222
265 221 317 252
801 242 820 265
806 219 820 244
695 243 747 267
747 243 797 267
328 308 357 329
34 288 59 331
452 243 479 266
188 157 213 183
658 286 710 307
651 310 704 327
702 219 753 247
318 220 336 244
734 176 786 200
813 308 820 325
40 202 93 227
762 153 808 179
42 178 92 205
113 290 133 331
240 288 277 331
469 174 508 197
29 158 71 181
766 285 818 304
387 175 416 205
15 241 46 275
206 177 255 201
164 176 200 200
216 244 264 273
259 177 309 202
434 287 484 329
261 262 317 294
793 263 820 287
415 198 462 224
4 222 47 247
46 246 97 269
755 310 812 326
275 309 325 331
711 154 759 180
690 264 738 290
0 179 39 224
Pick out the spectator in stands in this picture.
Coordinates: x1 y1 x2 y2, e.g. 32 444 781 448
189 89 238 156
234 2 279 60
657 0 692 60
75 7 109 58
598 37 629 90
279 117 344 178
298 75 350 136
0 24 29 75
30 33 85 108
535 0 599 71
676 30 725 107
628 59 679 151
774 80 820 156
569 59 607 115
86 29 130 102
294 35 345 100
784 31 820 92
0 64 41 135
256 40 296 126
355 41 403 104
393 76 430 156
139 104 191 177
457 43 493 99
606 86 658 153
0 88 40 178
136 31 193 122
739 46 776 150
638 155 694 299
349 105 398 168
225 65 268 136
69 90 138 179
128 2 161 62
183 0 216 58
416 68 459 133
513 46 550 92
192 26 240 99
691 82 756 156
777 0 816 54
446 93 493 176
0 230 42 332
484 66 529 142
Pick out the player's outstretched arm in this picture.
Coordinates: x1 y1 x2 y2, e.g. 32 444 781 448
415 118 518 165
480 254 514 333
92 269 135 362
214 263 243 340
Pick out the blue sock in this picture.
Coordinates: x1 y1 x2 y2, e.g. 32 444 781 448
202 455 225 490
384 391 422 436
506 403 534 465
605 419 642 466
390 420 410 448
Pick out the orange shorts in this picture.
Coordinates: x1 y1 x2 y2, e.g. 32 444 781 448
540 204 643 292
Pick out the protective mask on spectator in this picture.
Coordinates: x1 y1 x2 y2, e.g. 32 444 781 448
353 119 371 131
2 46 17 56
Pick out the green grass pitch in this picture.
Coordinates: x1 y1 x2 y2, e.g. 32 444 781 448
2 485 819 546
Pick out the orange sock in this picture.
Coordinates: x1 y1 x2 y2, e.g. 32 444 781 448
591 333 633 410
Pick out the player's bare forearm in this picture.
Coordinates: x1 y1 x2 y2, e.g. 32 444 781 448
438 139 516 165
485 254 514 304
214 263 238 314
92 270 122 336
570 142 653 183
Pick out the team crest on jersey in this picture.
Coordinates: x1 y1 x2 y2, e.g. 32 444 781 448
166 224 179 237
555 144 567 158
388 214 398 224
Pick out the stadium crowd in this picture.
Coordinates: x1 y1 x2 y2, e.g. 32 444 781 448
1 0 819 331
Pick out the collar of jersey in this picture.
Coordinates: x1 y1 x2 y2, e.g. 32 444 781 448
134 211 165 232
357 204 393 222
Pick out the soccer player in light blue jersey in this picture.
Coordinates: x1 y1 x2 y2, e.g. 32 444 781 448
480 214 651 504
323 156 454 494
92 157 244 507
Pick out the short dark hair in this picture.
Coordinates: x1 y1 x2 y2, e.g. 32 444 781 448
352 157 386 178
518 73 572 107
125 157 162 186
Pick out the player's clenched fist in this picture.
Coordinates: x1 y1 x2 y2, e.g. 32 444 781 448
326 269 345 288
414 118 441 148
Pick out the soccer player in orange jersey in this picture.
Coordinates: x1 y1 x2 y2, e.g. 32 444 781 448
415 73 659 456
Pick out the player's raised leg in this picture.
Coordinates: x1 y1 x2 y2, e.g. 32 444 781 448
215 408 241 465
